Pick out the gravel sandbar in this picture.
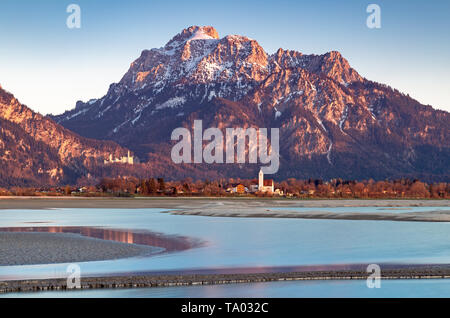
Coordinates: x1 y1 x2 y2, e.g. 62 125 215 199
0 232 161 266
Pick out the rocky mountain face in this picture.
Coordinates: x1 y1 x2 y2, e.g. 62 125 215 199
0 86 127 186
51 26 450 181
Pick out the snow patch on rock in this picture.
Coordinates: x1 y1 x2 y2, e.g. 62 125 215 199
339 104 349 133
327 141 333 165
155 97 186 110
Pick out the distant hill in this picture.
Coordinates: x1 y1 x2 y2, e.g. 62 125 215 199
0 86 128 186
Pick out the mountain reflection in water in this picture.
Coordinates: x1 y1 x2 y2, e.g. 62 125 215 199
0 226 203 253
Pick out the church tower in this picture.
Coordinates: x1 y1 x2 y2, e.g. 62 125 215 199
258 169 264 190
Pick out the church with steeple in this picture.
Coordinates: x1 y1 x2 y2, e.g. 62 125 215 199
250 169 274 193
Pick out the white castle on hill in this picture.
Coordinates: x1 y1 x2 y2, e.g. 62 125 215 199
104 151 139 165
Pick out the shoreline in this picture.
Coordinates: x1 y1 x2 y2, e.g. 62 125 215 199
2 265 450 294
0 197 448 222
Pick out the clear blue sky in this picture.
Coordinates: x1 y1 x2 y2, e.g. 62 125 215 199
0 0 449 115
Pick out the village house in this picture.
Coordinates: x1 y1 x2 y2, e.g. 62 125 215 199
226 183 247 194
274 188 284 196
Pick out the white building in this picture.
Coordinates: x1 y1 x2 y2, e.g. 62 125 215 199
104 151 139 165
250 169 274 193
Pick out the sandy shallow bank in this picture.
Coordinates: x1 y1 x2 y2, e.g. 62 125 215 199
169 200 450 222
0 232 160 266
2 264 450 294
171 208 450 222
0 197 195 210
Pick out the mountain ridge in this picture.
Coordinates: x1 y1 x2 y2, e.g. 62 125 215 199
18 25 450 182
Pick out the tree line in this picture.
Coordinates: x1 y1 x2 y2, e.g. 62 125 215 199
92 177 450 198
0 177 448 199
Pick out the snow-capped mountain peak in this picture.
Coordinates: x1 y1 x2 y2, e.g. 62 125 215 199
50 26 449 182
165 26 220 49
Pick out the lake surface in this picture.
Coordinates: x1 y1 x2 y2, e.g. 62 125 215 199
1 206 450 297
